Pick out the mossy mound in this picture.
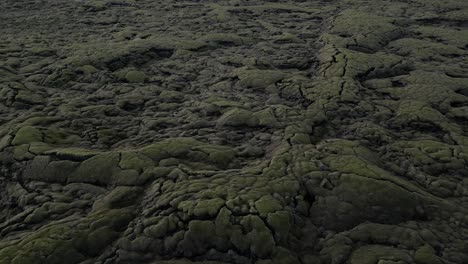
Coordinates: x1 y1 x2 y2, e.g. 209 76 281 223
217 108 259 127
124 70 147 83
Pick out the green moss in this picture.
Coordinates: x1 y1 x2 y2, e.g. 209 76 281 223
154 260 230 264
43 68 77 87
24 207 48 224
328 9 401 51
193 145 235 168
255 195 283 217
125 70 146 83
269 178 300 195
66 37 177 68
11 126 78 148
112 169 145 186
290 133 311 145
0 226 84 264
144 217 174 238
85 227 118 256
414 245 443 264
69 152 120 184
390 38 464 61
159 90 185 103
92 186 141 210
15 90 45 105
45 244 85 264
12 126 43 145
272 248 301 264
178 220 216 256
159 157 181 167
193 198 225 218
0 208 134 264
217 108 259 127
395 100 459 132
247 230 275 258
325 155 378 178
140 137 201 161
338 174 420 220
443 8 468 21
414 26 468 49
119 152 154 171
0 135 11 151
275 32 303 43
348 223 424 248
235 69 286 89
215 207 233 238
177 200 196 216
83 0 108 11
28 142 54 154
89 208 135 230
10 253 40 264
267 211 291 242
44 129 80 145
77 64 98 74
239 215 275 257
254 108 279 128
13 144 34 160
207 98 243 108
349 245 412 264
391 141 442 167
348 122 393 144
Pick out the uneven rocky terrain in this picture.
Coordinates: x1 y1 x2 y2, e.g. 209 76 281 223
1 0 468 263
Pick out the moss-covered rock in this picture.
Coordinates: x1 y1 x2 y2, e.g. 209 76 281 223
139 137 201 161
349 245 412 264
93 186 141 210
255 195 283 217
69 152 120 184
85 227 119 256
13 144 34 160
217 108 259 127
254 108 279 128
193 145 235 169
124 70 147 83
15 90 45 105
414 245 443 264
241 215 275 258
0 207 134 264
267 211 291 243
119 152 154 172
144 217 177 239
159 90 185 103
193 198 225 218
12 126 43 145
178 220 216 256
77 64 98 74
290 133 311 145
235 69 286 89
335 174 420 223
0 134 11 150
24 206 48 224
248 229 275 258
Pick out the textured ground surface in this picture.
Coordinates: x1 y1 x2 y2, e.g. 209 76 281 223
1 0 468 263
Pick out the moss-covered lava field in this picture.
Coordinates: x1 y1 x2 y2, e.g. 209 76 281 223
1 0 468 263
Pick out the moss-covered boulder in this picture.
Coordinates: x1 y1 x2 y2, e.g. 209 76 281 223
217 108 259 127
12 126 43 145
124 70 147 83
